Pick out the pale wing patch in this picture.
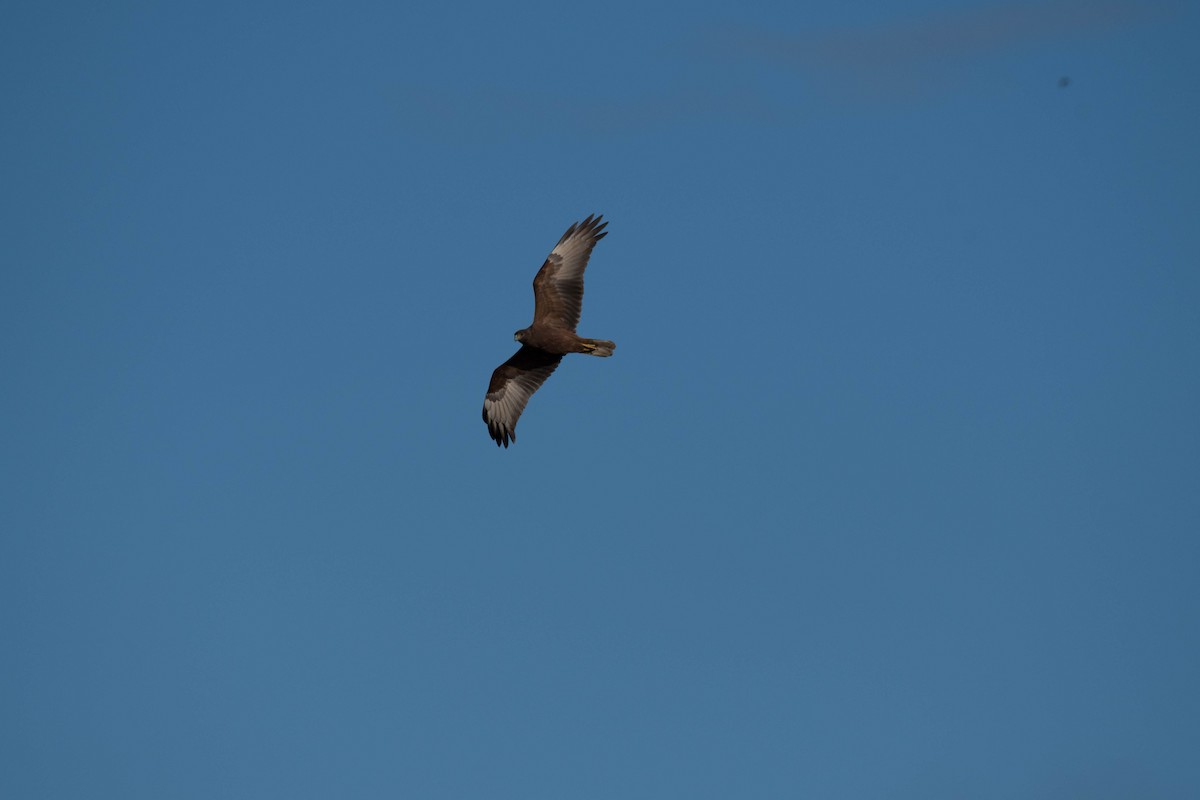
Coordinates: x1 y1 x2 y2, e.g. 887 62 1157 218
548 214 607 283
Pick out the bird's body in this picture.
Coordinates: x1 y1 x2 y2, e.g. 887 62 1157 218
515 326 614 357
482 214 615 447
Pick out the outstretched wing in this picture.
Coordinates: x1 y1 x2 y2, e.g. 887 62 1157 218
482 346 564 447
532 214 608 331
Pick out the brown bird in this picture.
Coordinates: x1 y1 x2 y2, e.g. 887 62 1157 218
482 214 616 447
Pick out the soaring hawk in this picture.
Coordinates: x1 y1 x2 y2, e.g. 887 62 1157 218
482 214 616 447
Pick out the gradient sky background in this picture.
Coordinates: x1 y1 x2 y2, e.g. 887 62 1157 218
3 1 1199 797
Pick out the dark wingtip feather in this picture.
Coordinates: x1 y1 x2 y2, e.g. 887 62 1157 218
484 406 514 448
558 221 579 245
559 213 609 245
488 424 514 448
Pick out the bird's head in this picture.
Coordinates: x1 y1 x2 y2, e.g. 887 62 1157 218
514 328 527 343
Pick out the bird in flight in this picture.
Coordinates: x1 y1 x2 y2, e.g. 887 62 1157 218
482 214 616 447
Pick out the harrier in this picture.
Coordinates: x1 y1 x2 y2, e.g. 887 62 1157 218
482 214 616 447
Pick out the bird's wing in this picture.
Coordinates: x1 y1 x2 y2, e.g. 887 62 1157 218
482 346 564 447
532 214 607 331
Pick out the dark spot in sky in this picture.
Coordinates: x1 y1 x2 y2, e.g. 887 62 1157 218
1058 76 1071 88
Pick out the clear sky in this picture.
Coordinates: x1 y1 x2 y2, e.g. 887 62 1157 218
3 1 1198 797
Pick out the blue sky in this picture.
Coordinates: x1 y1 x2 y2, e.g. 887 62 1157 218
2 0 1198 797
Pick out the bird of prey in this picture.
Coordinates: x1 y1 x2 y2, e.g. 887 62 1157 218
482 214 616 447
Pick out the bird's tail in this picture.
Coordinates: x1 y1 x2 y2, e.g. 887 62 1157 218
580 339 616 357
